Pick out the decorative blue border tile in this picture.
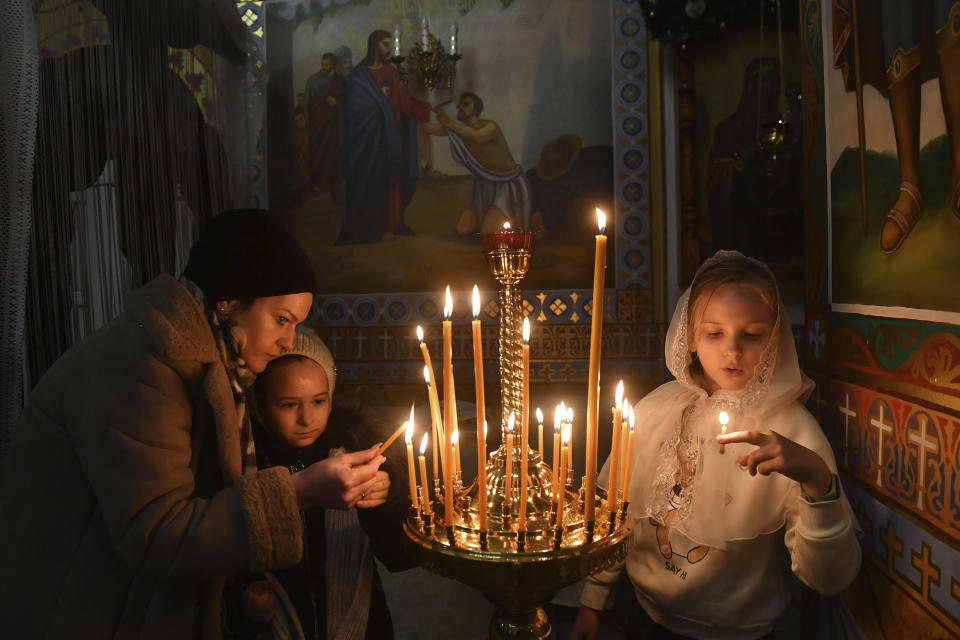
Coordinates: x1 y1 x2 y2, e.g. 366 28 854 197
845 480 960 632
316 289 618 326
613 3 652 297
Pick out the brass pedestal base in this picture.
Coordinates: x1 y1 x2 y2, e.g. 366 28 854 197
403 518 631 639
489 606 550 640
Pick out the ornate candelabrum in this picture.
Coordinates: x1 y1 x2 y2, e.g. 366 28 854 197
392 33 461 91
403 230 631 640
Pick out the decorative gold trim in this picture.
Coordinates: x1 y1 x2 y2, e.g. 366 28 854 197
935 3 960 52
886 46 922 87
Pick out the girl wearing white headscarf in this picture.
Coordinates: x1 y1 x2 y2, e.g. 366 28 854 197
574 251 860 640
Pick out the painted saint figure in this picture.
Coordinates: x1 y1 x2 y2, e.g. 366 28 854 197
424 92 532 233
304 52 346 201
337 30 433 244
335 45 353 78
834 1 960 253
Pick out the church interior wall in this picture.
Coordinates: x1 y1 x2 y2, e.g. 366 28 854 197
7 0 960 637
798 1 960 637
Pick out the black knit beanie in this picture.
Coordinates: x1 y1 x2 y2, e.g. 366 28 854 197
182 209 317 302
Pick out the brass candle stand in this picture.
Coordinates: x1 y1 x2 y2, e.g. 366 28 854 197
403 231 632 639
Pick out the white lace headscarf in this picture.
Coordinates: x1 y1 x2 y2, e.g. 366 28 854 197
618 250 814 549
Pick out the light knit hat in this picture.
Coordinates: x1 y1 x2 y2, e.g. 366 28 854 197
285 327 337 398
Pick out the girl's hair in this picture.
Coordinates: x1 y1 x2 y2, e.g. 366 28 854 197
686 255 779 377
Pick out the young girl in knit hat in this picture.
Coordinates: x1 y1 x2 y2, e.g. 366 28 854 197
572 251 861 640
228 327 412 640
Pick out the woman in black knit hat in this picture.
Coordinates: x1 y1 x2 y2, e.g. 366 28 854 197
0 209 385 640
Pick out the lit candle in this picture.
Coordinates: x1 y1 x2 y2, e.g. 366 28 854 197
393 23 401 57
504 412 515 517
552 405 561 502
418 327 443 482
449 22 458 54
471 285 487 517
619 406 635 503
536 407 544 459
556 424 571 530
565 406 574 477
421 13 429 47
479 420 488 531
585 208 607 526
442 287 454 524
418 434 430 517
519 318 530 531
452 428 461 479
405 409 418 510
718 411 729 454
422 368 442 484
620 397 630 482
607 381 624 514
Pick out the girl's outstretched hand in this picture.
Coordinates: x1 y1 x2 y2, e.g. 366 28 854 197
717 430 833 497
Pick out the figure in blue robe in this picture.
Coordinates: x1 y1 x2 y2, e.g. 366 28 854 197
336 30 429 245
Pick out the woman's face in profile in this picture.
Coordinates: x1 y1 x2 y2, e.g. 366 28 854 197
224 292 314 373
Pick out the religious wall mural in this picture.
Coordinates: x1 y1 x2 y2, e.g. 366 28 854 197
692 2 804 273
800 2 960 636
262 0 615 294
828 0 960 313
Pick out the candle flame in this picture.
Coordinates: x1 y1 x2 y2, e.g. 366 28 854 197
507 411 515 433
423 365 431 386
419 433 429 455
622 397 629 415
629 405 635 430
451 429 459 446
536 407 543 425
566 407 573 423
562 424 571 445
554 405 562 433
718 411 730 426
409 403 415 429
596 208 606 233
405 419 413 443
522 316 530 344
615 380 624 407
472 285 480 319
503 221 511 230
443 286 453 319
416 325 424 342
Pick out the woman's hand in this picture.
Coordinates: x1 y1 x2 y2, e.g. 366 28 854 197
241 579 277 623
717 429 833 496
569 606 600 640
356 470 390 508
292 445 384 510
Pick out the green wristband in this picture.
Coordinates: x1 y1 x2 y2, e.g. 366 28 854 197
801 473 839 504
